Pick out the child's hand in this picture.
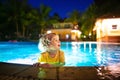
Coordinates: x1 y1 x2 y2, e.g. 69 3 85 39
33 62 41 67
33 63 53 67
41 63 53 67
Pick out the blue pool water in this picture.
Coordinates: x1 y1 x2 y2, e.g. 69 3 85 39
0 42 120 66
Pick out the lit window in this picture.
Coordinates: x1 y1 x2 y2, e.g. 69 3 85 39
112 25 117 29
66 34 69 39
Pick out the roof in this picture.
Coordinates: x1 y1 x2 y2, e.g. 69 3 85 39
98 13 120 19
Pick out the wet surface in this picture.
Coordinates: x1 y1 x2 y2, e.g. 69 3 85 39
0 62 120 80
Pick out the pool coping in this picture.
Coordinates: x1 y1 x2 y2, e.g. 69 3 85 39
0 62 120 80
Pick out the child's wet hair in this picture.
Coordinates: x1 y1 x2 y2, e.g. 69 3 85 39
38 33 57 51
45 33 56 41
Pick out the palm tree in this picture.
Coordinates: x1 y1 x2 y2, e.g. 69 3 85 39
7 0 20 36
2 0 29 37
65 10 81 26
80 4 97 40
19 0 33 37
38 4 51 33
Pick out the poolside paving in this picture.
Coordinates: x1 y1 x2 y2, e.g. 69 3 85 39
0 62 120 80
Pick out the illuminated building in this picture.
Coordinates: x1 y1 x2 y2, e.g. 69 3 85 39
46 22 81 41
93 14 120 42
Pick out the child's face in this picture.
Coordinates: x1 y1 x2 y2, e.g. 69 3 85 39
50 35 60 50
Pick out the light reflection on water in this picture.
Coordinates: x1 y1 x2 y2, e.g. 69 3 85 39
0 42 120 66
61 42 120 67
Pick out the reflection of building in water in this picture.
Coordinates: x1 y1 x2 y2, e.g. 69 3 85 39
83 42 92 52
93 14 120 42
96 42 120 66
96 42 103 65
71 42 95 53
95 42 112 65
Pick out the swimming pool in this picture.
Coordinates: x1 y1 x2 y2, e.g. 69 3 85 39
0 41 120 66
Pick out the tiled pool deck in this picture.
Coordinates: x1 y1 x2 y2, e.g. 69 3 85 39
0 62 120 80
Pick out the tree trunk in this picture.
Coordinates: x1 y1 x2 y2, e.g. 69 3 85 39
22 25 25 37
16 21 19 36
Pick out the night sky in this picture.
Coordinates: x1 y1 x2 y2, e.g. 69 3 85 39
28 0 94 18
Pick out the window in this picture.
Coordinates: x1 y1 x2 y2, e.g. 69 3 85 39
112 25 117 29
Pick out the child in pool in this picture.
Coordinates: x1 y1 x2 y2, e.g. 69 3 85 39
34 33 65 78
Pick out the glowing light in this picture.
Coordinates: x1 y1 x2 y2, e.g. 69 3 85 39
89 33 91 36
71 30 77 32
84 35 86 38
47 30 51 34
66 34 69 39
